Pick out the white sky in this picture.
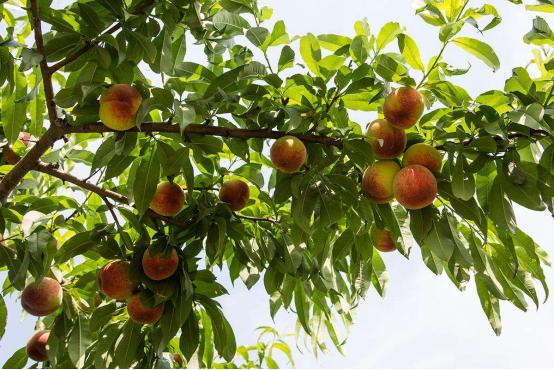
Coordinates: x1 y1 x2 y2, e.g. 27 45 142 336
1 0 554 368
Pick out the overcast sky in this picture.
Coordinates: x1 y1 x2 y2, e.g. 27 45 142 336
1 0 554 368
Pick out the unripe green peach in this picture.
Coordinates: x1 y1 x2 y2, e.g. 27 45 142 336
370 226 396 252
97 260 138 300
142 248 179 281
402 143 442 173
362 160 401 204
393 164 437 210
21 277 63 317
270 136 307 173
99 84 142 131
26 330 50 362
383 87 424 129
150 182 185 217
219 179 250 211
127 293 164 325
365 119 407 159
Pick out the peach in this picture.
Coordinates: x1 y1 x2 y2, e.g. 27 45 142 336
393 164 437 210
370 226 396 252
97 260 138 300
270 136 307 173
99 84 142 131
361 160 401 204
149 182 185 217
127 293 164 325
21 277 63 317
219 179 250 211
142 248 179 281
383 87 424 129
26 330 50 362
403 143 442 173
365 119 407 159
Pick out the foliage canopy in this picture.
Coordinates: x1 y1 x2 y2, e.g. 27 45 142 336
1 0 554 368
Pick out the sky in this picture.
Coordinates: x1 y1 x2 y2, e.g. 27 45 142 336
1 0 554 368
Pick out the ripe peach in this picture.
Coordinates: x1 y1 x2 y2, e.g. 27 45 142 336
97 260 138 300
219 179 250 211
99 84 142 131
21 277 63 317
26 330 50 362
362 160 401 204
393 164 437 210
149 182 185 217
270 136 307 173
383 87 424 129
127 293 164 325
370 226 396 252
142 248 179 281
365 119 407 159
403 143 442 173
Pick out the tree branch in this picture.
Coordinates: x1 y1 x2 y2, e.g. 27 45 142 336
65 122 344 148
48 0 156 73
34 162 194 230
0 126 65 203
0 1 67 203
30 0 60 126
234 213 279 224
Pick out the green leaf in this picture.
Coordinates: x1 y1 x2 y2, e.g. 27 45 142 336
126 31 157 64
246 27 269 49
199 298 236 362
489 177 517 233
133 149 161 216
349 35 369 65
0 294 6 341
398 34 425 71
451 154 476 200
278 45 295 72
213 9 250 33
180 313 200 361
376 22 402 51
476 275 502 335
114 320 143 368
294 282 311 335
68 314 91 368
451 37 500 71
299 33 321 75
423 216 456 261
2 347 27 368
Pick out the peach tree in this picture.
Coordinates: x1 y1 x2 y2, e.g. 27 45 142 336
0 0 553 367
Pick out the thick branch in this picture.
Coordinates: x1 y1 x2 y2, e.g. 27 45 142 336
66 122 344 148
0 126 65 203
34 162 193 230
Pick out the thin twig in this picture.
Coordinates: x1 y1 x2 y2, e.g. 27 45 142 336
34 162 194 230
48 0 156 73
234 213 279 224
